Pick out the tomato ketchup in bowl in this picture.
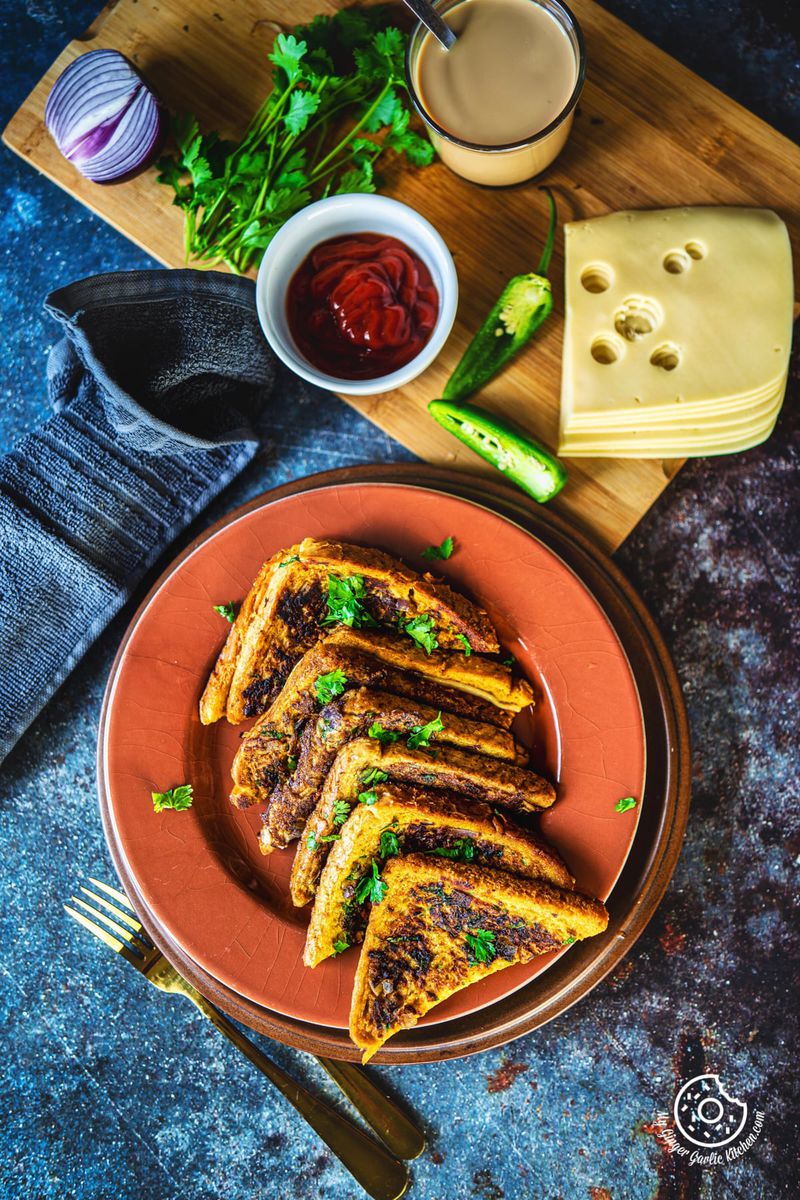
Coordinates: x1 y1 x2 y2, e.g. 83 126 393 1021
256 195 458 395
287 233 440 380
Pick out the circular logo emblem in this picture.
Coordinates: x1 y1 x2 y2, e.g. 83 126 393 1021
673 1074 748 1148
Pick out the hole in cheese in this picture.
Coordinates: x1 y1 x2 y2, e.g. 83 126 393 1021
663 250 691 274
614 296 662 341
580 264 613 293
591 336 623 365
685 240 706 260
650 343 681 371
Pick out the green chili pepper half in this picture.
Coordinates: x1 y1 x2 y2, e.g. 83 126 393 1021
428 399 567 504
442 188 557 402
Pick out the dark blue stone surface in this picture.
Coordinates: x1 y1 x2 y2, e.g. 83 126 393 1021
1 3 797 1198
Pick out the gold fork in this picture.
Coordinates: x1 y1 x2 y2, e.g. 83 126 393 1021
65 878 422 1200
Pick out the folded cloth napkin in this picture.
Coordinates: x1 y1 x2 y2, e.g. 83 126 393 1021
0 269 277 764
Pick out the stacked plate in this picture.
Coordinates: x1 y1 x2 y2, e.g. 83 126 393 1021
98 466 690 1062
558 207 793 458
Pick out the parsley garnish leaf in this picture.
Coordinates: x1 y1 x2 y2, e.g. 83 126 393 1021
315 668 348 704
431 837 475 862
368 722 401 745
380 829 400 857
361 767 389 786
279 555 300 568
402 612 439 655
465 929 496 964
332 938 350 955
421 535 454 561
332 799 351 826
151 784 193 813
358 788 379 806
614 796 637 813
407 711 443 751
354 860 387 905
323 574 378 629
456 633 472 656
212 601 236 623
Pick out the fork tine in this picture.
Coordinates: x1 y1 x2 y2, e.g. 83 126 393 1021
70 896 148 950
64 904 143 968
78 885 150 941
88 877 135 912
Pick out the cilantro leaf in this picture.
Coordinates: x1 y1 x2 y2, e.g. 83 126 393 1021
323 574 378 628
456 633 472 656
615 796 637 813
332 799 351 826
332 939 350 955
307 830 318 850
380 828 400 858
358 788 379 806
285 90 321 136
465 929 496 964
421 535 454 561
563 936 576 945
315 668 348 704
212 601 236 623
407 711 443 751
354 860 388 905
368 722 401 745
402 612 439 655
269 34 307 86
151 784 193 813
279 555 300 567
431 837 475 862
319 833 340 843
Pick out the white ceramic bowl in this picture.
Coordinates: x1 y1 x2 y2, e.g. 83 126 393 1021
255 194 458 395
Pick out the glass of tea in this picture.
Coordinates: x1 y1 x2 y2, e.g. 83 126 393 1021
406 0 586 186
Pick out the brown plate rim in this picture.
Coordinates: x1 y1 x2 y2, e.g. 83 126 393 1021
97 463 691 1063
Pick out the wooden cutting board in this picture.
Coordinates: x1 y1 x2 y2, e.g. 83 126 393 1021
5 0 799 551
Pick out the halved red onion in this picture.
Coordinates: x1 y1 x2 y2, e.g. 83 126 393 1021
45 49 166 184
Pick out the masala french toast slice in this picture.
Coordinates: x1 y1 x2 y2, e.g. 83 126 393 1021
304 784 574 967
349 855 609 1061
199 550 285 725
205 537 501 723
288 739 557 904
261 688 526 851
229 628 533 808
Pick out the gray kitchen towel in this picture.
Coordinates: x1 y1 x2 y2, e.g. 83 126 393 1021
0 269 277 763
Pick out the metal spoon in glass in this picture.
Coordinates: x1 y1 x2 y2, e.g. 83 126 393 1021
402 0 457 50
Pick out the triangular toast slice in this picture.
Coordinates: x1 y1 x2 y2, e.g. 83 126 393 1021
229 627 533 808
350 855 609 1061
288 738 556 905
201 538 501 724
262 688 526 851
304 784 574 967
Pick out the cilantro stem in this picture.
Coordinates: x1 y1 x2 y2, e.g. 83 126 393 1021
308 81 393 181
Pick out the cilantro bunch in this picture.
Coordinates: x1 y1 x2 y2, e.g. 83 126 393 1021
157 9 433 273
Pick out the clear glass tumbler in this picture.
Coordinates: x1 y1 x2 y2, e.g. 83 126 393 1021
405 0 586 187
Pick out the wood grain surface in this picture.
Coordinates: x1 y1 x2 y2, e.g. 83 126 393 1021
5 0 799 550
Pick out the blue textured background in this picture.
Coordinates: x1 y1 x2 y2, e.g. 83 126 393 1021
1 3 798 1198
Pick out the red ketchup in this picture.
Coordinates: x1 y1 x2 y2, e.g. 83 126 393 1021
286 233 440 380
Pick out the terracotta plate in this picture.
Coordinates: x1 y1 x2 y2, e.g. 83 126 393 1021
101 476 647 1034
